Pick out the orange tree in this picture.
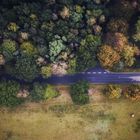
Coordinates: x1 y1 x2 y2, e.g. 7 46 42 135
98 45 120 69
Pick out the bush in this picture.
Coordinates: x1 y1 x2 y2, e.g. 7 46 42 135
44 84 59 100
0 80 23 107
70 81 89 105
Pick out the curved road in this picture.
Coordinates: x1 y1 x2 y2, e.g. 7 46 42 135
1 67 140 85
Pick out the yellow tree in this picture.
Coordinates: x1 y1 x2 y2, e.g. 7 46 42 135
122 45 135 67
41 65 52 78
106 85 122 99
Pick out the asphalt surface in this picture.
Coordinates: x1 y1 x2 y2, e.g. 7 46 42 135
1 67 140 85
45 72 140 85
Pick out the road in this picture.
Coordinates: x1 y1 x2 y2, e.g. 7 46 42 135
1 67 140 85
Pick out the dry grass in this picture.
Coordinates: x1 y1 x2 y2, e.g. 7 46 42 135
0 98 140 140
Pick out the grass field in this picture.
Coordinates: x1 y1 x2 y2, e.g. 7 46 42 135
0 98 140 140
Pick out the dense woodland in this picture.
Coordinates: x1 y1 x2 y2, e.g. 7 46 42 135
0 0 140 106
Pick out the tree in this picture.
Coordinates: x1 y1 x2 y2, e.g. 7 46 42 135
15 54 39 81
121 45 135 67
133 18 140 42
0 80 23 107
43 84 59 100
107 18 129 34
110 0 135 21
76 47 97 71
105 85 122 99
68 58 76 74
7 22 19 32
70 80 89 105
105 33 128 52
98 45 120 69
31 83 45 101
76 34 101 71
20 41 37 56
49 36 67 62
1 39 16 61
124 84 140 100
41 65 52 78
31 83 59 101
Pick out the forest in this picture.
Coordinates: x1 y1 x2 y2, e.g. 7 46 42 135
0 0 140 106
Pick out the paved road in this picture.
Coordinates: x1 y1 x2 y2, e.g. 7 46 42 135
1 67 140 85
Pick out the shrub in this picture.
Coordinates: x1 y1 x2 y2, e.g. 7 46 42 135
70 80 89 105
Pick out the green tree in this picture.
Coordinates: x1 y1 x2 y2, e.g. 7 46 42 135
0 80 23 107
15 54 39 81
49 36 67 62
68 58 76 74
70 80 89 105
133 18 140 42
76 35 101 71
31 83 45 101
1 39 16 61
44 84 59 100
76 47 97 71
